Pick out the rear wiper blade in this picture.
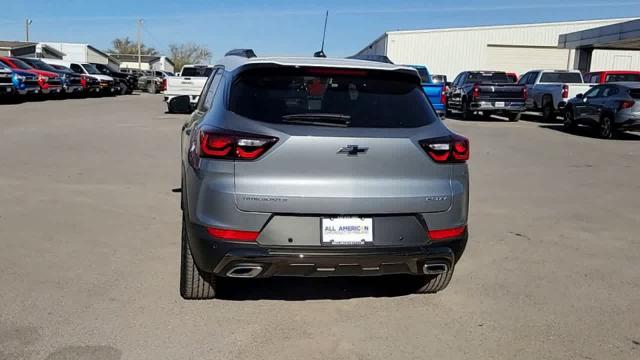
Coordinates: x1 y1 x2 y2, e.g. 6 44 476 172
281 113 351 127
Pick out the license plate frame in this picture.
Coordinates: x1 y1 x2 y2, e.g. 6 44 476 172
321 217 373 246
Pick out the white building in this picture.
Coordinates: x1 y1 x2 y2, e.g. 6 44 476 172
356 18 640 78
40 42 121 68
112 54 175 73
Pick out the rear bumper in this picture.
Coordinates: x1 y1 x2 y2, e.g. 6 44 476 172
470 101 525 112
617 118 640 131
186 221 464 278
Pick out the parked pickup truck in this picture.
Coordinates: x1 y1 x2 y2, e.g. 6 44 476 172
447 71 526 121
518 69 593 121
584 70 640 84
406 65 446 116
164 64 214 113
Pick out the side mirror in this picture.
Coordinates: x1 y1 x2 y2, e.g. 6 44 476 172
576 93 584 99
169 95 195 114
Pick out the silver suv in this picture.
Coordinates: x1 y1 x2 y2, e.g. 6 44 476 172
178 50 470 299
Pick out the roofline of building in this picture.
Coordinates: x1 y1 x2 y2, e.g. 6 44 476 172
355 17 638 55
0 42 36 51
385 17 638 35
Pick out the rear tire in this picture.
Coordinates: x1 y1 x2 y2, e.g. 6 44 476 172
506 112 519 122
563 108 577 132
599 115 616 139
542 98 556 122
180 216 217 299
461 100 473 120
119 83 128 95
414 265 454 294
481 111 493 120
147 82 156 94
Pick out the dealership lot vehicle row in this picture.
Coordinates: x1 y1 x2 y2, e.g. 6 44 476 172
0 95 638 359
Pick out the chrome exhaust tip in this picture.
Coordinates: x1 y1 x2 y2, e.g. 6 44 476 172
423 263 448 275
226 265 263 278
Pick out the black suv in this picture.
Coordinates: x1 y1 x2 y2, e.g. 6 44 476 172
91 63 136 94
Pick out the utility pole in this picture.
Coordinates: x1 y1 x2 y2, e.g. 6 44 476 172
25 18 32 42
137 19 143 70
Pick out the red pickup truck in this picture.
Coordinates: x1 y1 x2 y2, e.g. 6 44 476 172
584 71 640 84
0 56 62 95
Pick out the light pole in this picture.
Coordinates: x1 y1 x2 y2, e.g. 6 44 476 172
25 18 32 42
137 19 143 70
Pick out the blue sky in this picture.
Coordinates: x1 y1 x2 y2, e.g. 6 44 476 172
1 0 639 58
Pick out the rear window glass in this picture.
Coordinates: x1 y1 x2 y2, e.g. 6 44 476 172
465 72 510 84
629 89 640 99
229 67 436 128
181 67 213 77
606 73 640 82
539 72 583 83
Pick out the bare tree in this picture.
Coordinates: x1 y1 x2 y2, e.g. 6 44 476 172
169 43 212 72
107 37 158 55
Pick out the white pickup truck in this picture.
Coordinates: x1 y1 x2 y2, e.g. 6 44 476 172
518 70 593 121
164 64 214 112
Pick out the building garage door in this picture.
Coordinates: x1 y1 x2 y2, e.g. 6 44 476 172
486 45 571 76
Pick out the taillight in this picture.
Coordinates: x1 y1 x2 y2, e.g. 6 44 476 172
80 76 87 89
522 86 528 100
206 226 259 242
561 84 569 99
620 100 635 110
198 129 278 160
472 83 480 101
419 134 469 163
162 78 167 91
441 87 447 105
428 225 467 241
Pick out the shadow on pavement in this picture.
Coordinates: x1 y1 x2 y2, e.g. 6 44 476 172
216 275 423 301
539 124 640 141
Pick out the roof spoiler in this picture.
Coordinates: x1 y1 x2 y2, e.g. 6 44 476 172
225 49 257 58
347 54 394 64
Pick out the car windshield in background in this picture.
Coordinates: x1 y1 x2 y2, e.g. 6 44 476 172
9 58 34 70
407 66 430 83
229 67 436 128
165 72 175 76
28 60 59 73
181 67 213 77
606 74 640 82
539 72 583 83
82 64 101 75
465 72 510 84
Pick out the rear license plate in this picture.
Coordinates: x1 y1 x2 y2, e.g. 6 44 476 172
321 217 373 245
495 101 505 108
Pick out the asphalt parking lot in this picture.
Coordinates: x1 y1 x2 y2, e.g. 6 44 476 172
0 94 639 360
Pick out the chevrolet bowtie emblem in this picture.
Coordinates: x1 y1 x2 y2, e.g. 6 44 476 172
337 145 369 156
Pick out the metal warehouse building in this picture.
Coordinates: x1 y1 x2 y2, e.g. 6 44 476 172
356 18 640 78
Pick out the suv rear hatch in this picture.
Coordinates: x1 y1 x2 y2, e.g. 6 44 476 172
228 66 454 214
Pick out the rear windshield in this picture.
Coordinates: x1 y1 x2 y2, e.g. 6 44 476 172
629 89 640 99
465 72 510 84
539 72 583 83
606 73 640 82
229 67 436 128
181 67 213 77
